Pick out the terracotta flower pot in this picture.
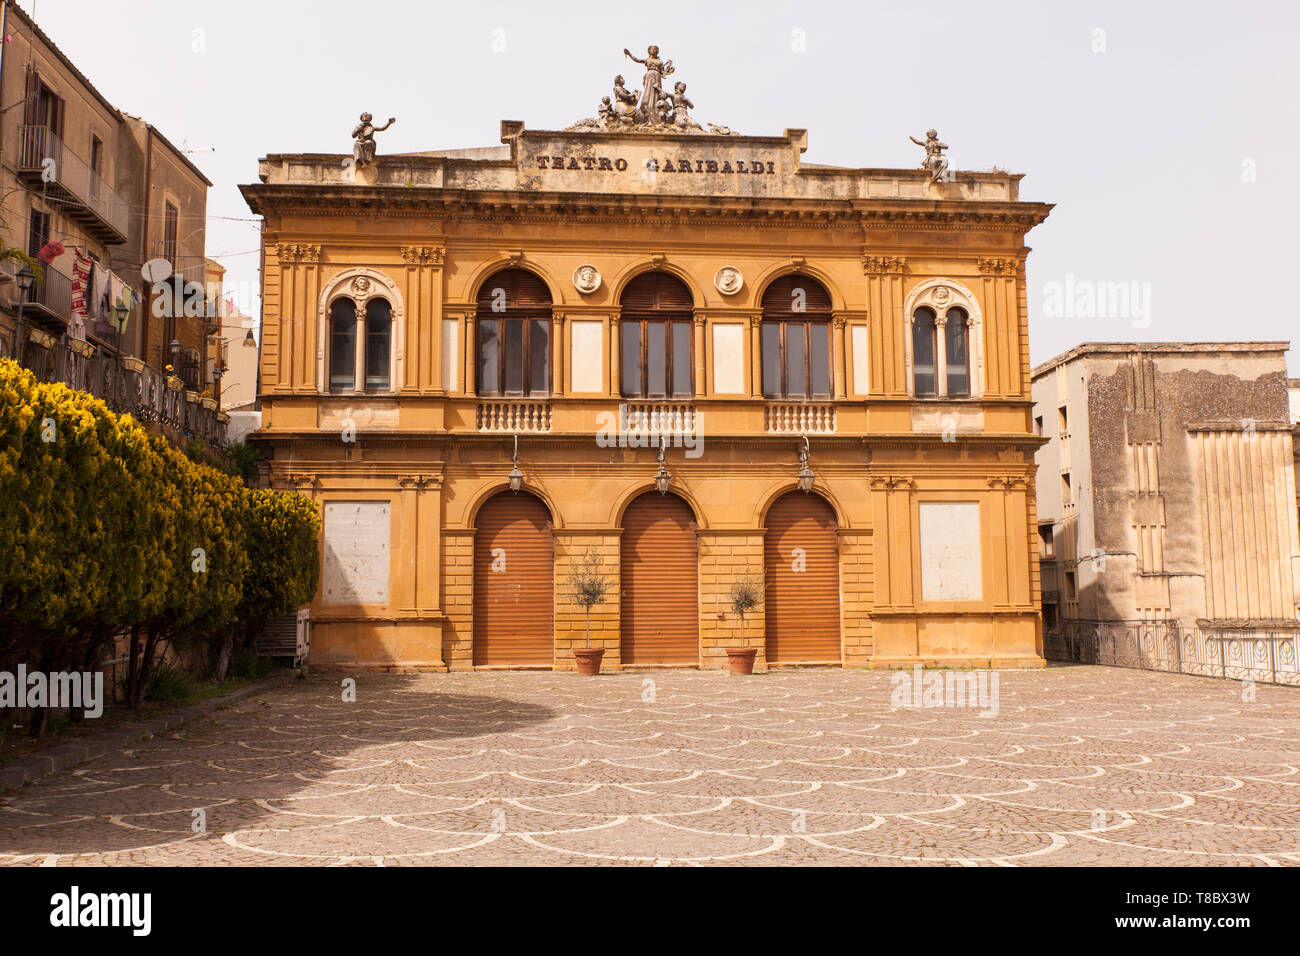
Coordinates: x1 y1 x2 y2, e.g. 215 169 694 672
574 647 605 675
726 647 758 675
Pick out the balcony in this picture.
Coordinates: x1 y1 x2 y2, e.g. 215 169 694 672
17 126 129 243
19 265 74 327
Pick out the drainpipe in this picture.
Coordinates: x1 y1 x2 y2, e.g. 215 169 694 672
139 124 153 363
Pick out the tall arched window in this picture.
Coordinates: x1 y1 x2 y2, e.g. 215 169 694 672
760 275 832 400
329 298 357 391
365 298 392 391
912 307 937 396
905 280 981 398
620 272 694 398
476 269 552 396
944 306 969 396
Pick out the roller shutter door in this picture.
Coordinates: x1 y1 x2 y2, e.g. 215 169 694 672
764 492 841 663
474 492 553 666
621 493 698 664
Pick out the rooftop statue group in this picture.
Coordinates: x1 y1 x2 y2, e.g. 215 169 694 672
347 66 953 179
568 45 738 135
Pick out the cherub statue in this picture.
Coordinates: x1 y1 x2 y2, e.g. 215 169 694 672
597 96 616 128
352 112 396 168
669 81 701 129
611 74 639 124
909 128 949 183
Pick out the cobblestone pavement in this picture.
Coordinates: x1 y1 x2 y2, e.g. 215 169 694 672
2 666 1298 866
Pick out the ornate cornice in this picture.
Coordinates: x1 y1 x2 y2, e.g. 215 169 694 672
862 255 907 275
400 245 444 265
277 243 321 263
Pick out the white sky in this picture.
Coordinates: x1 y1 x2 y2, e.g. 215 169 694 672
21 0 1299 373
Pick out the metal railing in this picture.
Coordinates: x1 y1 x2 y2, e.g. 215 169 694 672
1044 619 1300 686
6 334 226 448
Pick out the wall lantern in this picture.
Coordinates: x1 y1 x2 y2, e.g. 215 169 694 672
507 434 524 493
796 435 815 493
654 436 671 494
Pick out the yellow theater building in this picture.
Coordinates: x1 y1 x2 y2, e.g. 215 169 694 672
240 54 1053 671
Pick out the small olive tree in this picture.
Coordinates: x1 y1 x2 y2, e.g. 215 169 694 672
568 546 609 648
728 569 764 647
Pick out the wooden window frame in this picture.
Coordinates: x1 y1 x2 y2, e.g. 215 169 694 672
620 314 694 399
475 313 552 398
762 315 833 400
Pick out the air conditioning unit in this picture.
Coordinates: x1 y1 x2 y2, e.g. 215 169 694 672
255 607 310 667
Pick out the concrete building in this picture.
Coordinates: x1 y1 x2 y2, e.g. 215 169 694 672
241 60 1055 672
1033 342 1300 631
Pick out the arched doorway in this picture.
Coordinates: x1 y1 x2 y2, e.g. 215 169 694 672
620 492 699 664
474 491 553 666
764 491 841 664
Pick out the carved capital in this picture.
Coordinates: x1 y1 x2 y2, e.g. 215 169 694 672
276 243 321 264
861 255 907 275
977 257 1020 276
832 314 847 330
287 473 318 492
401 245 444 266
869 475 914 490
987 475 1029 490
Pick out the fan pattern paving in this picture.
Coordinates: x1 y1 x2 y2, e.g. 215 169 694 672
2 667 1298 866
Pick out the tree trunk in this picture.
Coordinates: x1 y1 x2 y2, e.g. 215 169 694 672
585 607 591 648
214 626 235 683
126 623 141 711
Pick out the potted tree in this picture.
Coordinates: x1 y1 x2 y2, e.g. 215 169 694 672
725 569 763 675
568 546 610 675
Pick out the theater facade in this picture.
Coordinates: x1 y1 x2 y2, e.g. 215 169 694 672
240 67 1053 671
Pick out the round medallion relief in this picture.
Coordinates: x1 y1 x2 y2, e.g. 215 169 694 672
572 265 602 295
714 267 744 296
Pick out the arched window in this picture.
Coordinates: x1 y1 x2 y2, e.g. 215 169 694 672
905 281 982 398
944 306 969 396
760 275 832 400
620 272 694 398
476 269 551 397
329 298 357 391
365 298 392 391
912 307 937 396
318 270 402 394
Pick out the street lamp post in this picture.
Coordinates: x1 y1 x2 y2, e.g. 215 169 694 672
13 264 34 366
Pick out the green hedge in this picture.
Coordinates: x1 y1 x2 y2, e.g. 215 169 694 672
0 359 320 723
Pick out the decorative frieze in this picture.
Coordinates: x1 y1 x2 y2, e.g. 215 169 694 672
400 246 444 265
977 256 1020 276
277 243 321 263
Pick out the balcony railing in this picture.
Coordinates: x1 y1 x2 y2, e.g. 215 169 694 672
22 265 74 324
622 402 697 440
3 334 227 448
765 402 836 434
476 400 552 433
17 126 129 242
